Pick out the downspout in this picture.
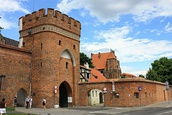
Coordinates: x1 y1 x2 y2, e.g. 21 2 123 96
28 28 34 97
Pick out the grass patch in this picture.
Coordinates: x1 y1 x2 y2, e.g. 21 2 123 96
5 107 36 115
6 107 15 111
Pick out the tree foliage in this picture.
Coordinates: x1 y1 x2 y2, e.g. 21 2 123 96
80 52 94 68
146 57 172 85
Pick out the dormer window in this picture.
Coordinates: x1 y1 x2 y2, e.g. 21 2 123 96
92 74 98 79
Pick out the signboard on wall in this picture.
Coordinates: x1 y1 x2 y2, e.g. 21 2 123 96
68 97 72 103
138 86 142 91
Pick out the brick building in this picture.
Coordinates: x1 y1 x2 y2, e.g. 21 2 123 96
0 8 171 108
0 8 81 108
91 50 121 79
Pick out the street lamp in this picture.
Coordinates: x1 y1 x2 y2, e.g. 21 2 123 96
165 81 170 104
103 87 107 94
138 86 142 107
165 81 169 90
103 87 107 106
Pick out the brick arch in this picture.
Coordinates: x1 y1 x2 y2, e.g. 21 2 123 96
59 81 72 107
87 87 104 94
79 83 106 106
61 81 72 96
88 88 104 106
60 49 76 66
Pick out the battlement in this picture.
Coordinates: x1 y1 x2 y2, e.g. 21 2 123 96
19 8 81 36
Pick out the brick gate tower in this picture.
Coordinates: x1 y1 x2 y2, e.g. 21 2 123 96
18 8 81 108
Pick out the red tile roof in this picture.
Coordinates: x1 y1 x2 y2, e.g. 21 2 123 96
89 68 107 82
91 51 116 70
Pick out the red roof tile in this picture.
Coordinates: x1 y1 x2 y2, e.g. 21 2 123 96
92 51 116 70
89 68 107 82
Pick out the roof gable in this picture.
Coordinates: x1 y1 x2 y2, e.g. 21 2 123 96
92 51 116 69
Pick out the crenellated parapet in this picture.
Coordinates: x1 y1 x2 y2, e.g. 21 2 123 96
19 8 81 39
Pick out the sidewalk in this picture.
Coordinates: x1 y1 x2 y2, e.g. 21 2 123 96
14 101 172 115
144 100 172 108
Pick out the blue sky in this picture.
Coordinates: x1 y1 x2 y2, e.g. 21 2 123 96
0 0 172 76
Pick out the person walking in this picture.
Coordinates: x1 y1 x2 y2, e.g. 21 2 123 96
29 96 33 108
25 96 29 109
0 98 6 115
42 99 46 109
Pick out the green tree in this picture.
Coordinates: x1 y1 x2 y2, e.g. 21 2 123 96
146 57 172 85
0 26 3 34
80 52 94 68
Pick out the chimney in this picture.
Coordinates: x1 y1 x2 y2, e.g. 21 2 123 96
98 52 101 58
110 49 115 55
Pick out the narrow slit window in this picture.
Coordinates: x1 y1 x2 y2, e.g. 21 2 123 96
66 62 68 69
23 42 25 47
41 43 43 50
73 45 76 50
59 40 61 45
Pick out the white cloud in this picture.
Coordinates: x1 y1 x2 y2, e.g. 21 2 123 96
150 29 163 36
0 16 16 29
81 26 172 63
165 22 172 32
57 0 172 23
0 0 29 29
0 0 29 13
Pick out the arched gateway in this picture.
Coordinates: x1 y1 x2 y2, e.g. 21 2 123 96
16 88 28 107
59 81 72 107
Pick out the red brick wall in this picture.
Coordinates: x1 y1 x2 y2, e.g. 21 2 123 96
0 44 31 107
78 78 170 107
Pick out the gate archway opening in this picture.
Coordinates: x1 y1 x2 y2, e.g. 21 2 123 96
16 88 28 107
59 81 72 107
88 89 104 106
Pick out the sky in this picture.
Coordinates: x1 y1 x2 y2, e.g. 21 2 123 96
0 0 172 76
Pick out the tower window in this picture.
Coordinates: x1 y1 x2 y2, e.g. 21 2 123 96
73 45 76 50
41 43 43 49
23 42 25 47
66 62 68 69
59 40 61 45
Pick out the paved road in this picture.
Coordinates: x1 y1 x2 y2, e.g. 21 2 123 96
115 106 172 115
14 101 172 115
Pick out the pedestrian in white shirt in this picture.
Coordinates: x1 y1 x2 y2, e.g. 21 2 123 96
29 96 33 108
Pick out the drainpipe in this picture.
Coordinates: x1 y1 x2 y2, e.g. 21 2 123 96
28 28 34 96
